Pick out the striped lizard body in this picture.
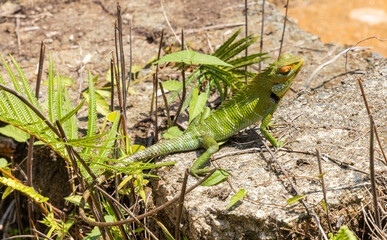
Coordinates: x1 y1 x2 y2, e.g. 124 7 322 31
123 54 304 176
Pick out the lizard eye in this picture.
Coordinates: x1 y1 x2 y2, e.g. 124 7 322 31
279 65 292 74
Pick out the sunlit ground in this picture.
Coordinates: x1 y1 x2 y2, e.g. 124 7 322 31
270 0 387 56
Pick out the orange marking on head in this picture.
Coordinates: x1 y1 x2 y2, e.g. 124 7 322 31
279 65 292 74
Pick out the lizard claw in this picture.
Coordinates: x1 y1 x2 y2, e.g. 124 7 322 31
275 138 286 148
274 137 297 149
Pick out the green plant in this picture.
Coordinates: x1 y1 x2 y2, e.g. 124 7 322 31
157 28 268 113
329 225 357 240
0 53 175 239
0 53 167 177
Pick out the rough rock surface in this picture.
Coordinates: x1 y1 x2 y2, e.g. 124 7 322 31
150 2 386 240
153 57 386 238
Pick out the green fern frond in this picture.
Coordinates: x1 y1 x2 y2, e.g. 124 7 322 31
86 70 97 139
228 53 269 68
80 71 98 158
0 85 13 114
0 176 49 203
64 88 79 139
69 132 108 144
1 55 24 95
40 98 86 134
8 55 46 133
0 54 139 183
56 71 63 120
9 55 42 112
0 54 103 160
220 35 259 61
89 160 176 173
48 53 57 123
203 65 233 85
98 111 119 158
0 65 30 123
166 29 267 111
213 28 243 57
71 143 116 150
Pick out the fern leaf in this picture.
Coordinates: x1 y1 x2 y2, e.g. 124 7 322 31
203 65 233 85
0 176 49 203
213 28 243 57
47 99 85 136
64 88 81 140
9 55 46 132
1 55 24 95
9 55 42 111
55 71 63 120
80 71 97 157
68 133 108 146
0 75 28 123
0 57 31 123
0 86 12 114
98 111 119 158
215 35 252 60
48 53 57 123
228 54 269 68
222 36 260 61
86 71 97 138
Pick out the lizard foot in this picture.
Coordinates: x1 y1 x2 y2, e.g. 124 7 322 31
190 167 230 180
274 137 298 149
190 166 213 178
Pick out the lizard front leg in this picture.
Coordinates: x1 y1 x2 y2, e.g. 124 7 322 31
260 96 287 148
260 113 281 147
190 134 219 177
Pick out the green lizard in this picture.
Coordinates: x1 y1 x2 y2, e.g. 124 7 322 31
123 54 304 176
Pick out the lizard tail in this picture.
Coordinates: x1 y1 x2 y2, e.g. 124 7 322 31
122 133 200 163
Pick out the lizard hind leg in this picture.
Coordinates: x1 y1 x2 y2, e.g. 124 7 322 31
190 134 219 177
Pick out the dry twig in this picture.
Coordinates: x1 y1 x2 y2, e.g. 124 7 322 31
262 142 328 240
304 46 370 88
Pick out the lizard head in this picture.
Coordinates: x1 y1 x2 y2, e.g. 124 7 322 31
270 54 304 98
